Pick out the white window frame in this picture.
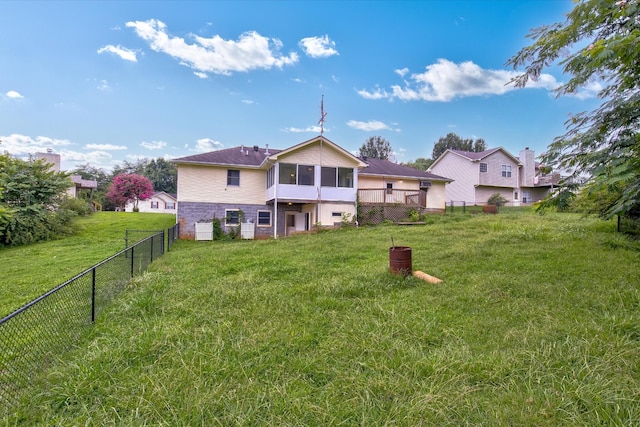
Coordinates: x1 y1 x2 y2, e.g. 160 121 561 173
257 210 272 227
501 165 512 178
225 209 240 226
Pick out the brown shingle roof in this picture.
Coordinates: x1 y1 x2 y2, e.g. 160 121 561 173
172 146 282 168
449 148 502 160
359 158 451 181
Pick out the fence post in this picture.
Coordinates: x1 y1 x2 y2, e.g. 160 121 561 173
161 230 165 256
150 235 154 263
463 201 466 213
91 267 96 323
130 246 135 278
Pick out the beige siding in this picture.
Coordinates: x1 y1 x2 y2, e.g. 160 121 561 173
475 187 513 205
280 141 357 167
358 175 420 190
430 153 477 202
426 183 447 210
479 151 519 187
177 165 265 204
318 202 356 225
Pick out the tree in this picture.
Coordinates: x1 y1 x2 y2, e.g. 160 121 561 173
507 0 640 218
404 157 434 171
143 158 177 194
0 153 76 246
432 133 487 160
359 136 393 160
106 174 153 211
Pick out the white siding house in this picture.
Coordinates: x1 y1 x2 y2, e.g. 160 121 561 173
125 192 177 214
429 147 558 205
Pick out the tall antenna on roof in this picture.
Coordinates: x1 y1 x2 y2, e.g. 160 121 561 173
319 94 327 135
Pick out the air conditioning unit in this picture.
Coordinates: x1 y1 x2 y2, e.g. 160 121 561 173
419 181 432 189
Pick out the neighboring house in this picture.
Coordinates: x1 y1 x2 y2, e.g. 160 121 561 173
173 136 368 239
35 151 98 204
358 157 452 219
125 192 177 214
428 147 559 205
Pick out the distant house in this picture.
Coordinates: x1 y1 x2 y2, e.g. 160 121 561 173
428 147 559 205
357 157 452 222
125 192 177 214
172 136 454 239
35 151 98 203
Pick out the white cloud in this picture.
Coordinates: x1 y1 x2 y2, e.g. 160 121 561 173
194 138 224 152
0 133 116 170
359 59 560 102
299 35 338 58
194 71 208 79
346 120 392 132
241 99 255 104
356 86 389 100
141 140 167 150
395 68 409 78
0 133 72 155
6 90 23 99
571 80 602 100
283 125 322 133
85 143 127 150
97 80 110 91
126 19 299 75
97 44 138 62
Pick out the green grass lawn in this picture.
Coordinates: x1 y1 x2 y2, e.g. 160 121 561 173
4 209 640 425
0 212 176 318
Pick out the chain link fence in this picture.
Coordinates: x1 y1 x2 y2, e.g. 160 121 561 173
0 225 179 412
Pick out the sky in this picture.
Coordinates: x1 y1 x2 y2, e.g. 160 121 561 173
0 0 600 171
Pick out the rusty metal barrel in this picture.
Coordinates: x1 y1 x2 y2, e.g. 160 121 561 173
389 246 412 276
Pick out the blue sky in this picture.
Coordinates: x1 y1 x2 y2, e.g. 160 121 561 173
0 0 599 171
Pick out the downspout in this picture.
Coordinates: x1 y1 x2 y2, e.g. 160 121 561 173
273 163 278 239
317 138 322 227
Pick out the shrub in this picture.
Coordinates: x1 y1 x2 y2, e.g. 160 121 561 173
59 197 93 216
488 193 508 206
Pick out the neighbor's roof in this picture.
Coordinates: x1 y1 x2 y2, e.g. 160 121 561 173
171 145 282 168
359 158 452 181
431 147 521 169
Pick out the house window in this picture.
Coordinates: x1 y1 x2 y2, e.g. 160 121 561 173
266 166 275 188
502 165 512 178
225 209 240 226
386 182 394 195
227 169 240 186
150 201 159 209
298 165 314 186
338 168 353 188
279 163 297 184
321 167 337 187
332 212 342 217
166 202 175 210
480 163 488 173
514 191 519 201
257 210 272 226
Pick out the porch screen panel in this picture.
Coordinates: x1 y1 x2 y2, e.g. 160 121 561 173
321 167 337 187
279 163 297 184
298 165 314 186
338 168 354 188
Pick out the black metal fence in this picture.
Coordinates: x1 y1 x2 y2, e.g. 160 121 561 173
618 215 640 237
0 224 180 412
447 201 485 214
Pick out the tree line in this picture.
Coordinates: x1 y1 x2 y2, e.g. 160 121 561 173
358 133 487 170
